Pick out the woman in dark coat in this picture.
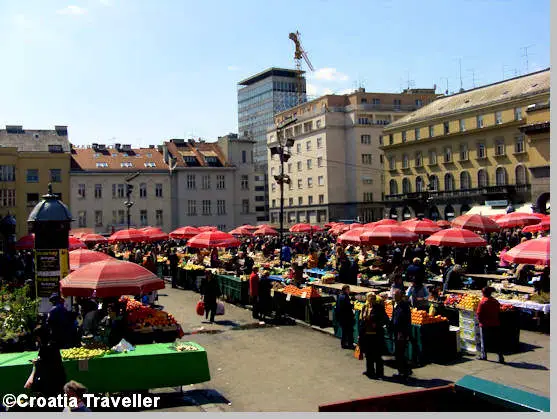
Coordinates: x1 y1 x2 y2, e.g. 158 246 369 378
358 292 389 379
201 270 221 323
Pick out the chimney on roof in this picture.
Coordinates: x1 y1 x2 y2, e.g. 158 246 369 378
149 145 155 149
114 143 121 151
55 125 68 136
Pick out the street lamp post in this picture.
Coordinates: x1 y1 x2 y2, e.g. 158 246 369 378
270 118 297 266
125 172 141 230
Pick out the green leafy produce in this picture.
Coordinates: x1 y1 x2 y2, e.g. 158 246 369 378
0 285 40 342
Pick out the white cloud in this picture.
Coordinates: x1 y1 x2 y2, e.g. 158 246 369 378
312 67 349 82
57 5 87 15
227 65 240 71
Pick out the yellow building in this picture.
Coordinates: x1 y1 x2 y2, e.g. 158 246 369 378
0 125 71 240
380 69 550 220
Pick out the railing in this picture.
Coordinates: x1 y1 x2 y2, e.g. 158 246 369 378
345 103 419 113
385 184 531 201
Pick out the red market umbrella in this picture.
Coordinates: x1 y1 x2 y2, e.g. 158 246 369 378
15 234 35 250
496 213 542 228
289 223 322 233
253 226 278 236
451 214 501 233
108 228 147 243
349 223 363 230
169 226 201 240
187 231 241 248
425 228 487 248
364 222 377 229
488 214 505 221
337 228 366 245
401 219 441 235
229 226 253 236
142 227 169 242
522 217 550 233
502 237 550 266
69 249 113 271
242 224 259 231
330 224 350 235
436 220 452 228
374 219 399 226
198 226 218 232
81 233 108 244
324 223 335 229
69 237 87 251
361 225 418 245
531 213 546 219
60 259 165 298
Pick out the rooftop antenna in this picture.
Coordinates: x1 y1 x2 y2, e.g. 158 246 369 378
441 77 449 95
459 59 464 92
406 71 415 90
468 69 477 88
521 45 534 74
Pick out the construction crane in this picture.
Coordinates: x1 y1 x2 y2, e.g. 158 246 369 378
289 31 314 105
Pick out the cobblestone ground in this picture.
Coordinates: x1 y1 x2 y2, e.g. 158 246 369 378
146 286 550 412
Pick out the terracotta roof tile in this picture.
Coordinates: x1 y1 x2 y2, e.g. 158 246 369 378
70 147 168 172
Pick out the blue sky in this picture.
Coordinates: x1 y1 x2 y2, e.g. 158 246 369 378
0 0 550 147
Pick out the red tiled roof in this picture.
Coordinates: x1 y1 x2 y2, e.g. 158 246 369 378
164 140 231 168
71 147 168 171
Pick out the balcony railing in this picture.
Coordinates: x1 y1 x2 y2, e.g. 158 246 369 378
384 184 531 202
346 103 419 113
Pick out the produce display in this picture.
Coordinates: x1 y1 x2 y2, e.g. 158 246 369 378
444 294 463 307
500 304 515 312
321 273 336 284
456 294 482 311
121 297 180 330
384 302 448 325
180 263 205 271
279 285 321 298
174 343 198 352
0 285 39 344
61 344 112 360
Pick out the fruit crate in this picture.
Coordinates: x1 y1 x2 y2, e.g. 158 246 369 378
216 274 249 305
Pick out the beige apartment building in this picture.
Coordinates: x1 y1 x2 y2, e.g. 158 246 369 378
70 144 173 233
266 88 439 226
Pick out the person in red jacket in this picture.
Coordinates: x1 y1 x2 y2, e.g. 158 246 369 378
249 266 260 320
476 287 505 363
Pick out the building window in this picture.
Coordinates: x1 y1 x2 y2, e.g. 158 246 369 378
361 135 371 145
459 144 469 161
316 120 322 129
117 184 125 198
78 211 87 228
514 107 522 121
202 200 211 215
389 179 398 195
94 184 102 199
496 167 507 186
308 196 313 205
444 173 455 191
26 169 39 183
429 175 439 191
318 175 324 186
298 197 303 206
92 210 102 227
362 177 372 184
379 135 383 145
96 162 108 168
415 152 423 167
476 115 484 128
415 99 423 107
429 125 435 137
112 184 117 199
216 175 226 189
304 121 313 132
297 161 302 172
306 141 311 151
155 210 163 226
372 98 380 105
394 99 401 109
429 150 437 165
478 169 489 188
49 169 61 183
217 200 226 215
514 136 525 153
414 128 420 140
242 200 249 214
317 157 323 167
402 178 411 194
415 176 423 192
307 159 312 170
477 143 486 159
307 177 313 188
380 155 384 164
272 199 276 208
120 162 133 168
140 210 148 226
242 150 247 163
495 139 505 156
187 200 197 216
27 193 39 207
443 121 450 134
297 179 303 189
318 194 324 204
316 137 323 149
296 143 301 154
402 154 409 169
241 175 249 190
202 175 211 190
0 165 15 181
444 147 452 163
495 111 503 125
389 134 393 145
389 156 396 170
515 165 528 185
401 131 407 143
362 154 372 165
144 162 156 168
139 183 147 198
459 119 466 132
363 192 373 202
294 125 302 135
288 163 292 173
460 172 471 189
187 175 196 189
155 183 163 198
289 197 294 206
358 117 369 125
118 210 125 225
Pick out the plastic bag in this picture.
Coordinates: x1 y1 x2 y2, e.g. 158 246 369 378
196 300 205 316
216 301 225 316
354 344 364 360
112 339 135 353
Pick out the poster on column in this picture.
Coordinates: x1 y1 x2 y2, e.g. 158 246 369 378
35 249 61 298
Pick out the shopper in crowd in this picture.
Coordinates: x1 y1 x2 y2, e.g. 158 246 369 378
535 266 550 294
405 257 425 285
406 279 429 309
63 381 92 412
335 285 355 349
476 286 505 364
210 248 219 268
249 266 260 320
201 270 221 323
47 293 75 349
281 243 292 263
258 270 273 322
443 261 463 293
391 289 412 381
389 274 406 298
168 248 179 288
358 292 388 379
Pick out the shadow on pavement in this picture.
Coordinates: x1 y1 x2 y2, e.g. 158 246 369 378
213 320 240 327
434 356 474 367
514 342 542 353
379 376 454 389
496 361 548 370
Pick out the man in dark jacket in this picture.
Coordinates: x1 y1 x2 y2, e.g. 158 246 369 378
406 258 425 285
335 285 355 349
168 250 179 288
391 289 412 380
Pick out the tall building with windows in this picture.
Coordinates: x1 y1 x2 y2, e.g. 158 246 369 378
266 88 438 226
0 125 71 240
70 144 172 234
238 68 306 221
381 69 550 221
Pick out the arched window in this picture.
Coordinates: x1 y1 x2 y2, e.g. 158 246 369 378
444 173 455 191
496 167 507 186
460 171 471 190
515 165 528 185
429 175 439 191
139 183 147 198
478 169 488 188
416 176 424 192
389 179 399 195
402 178 411 194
